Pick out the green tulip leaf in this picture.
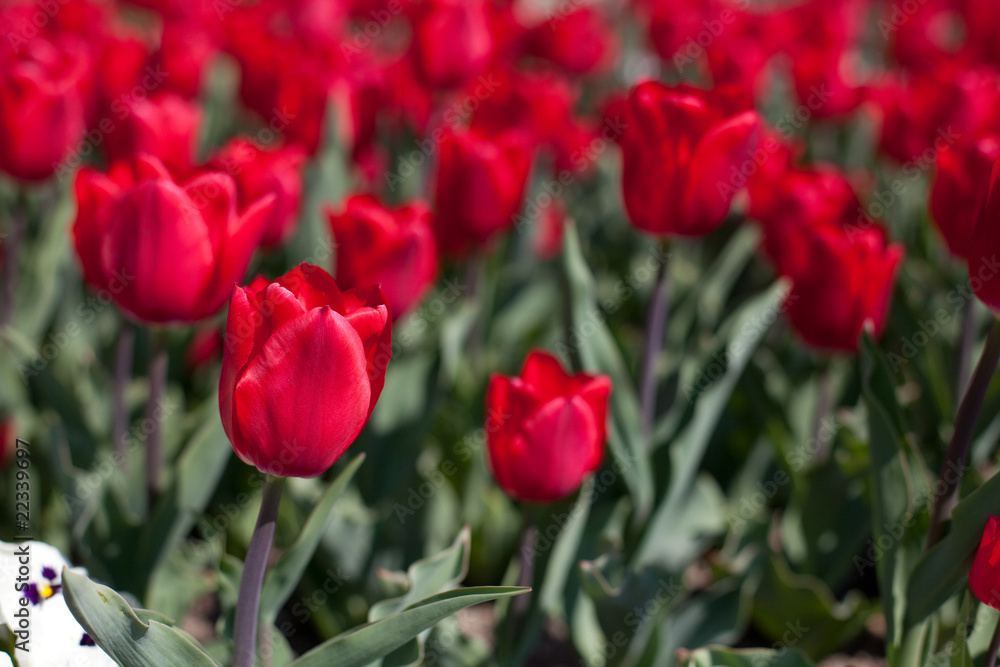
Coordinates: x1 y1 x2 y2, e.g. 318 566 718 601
62 569 219 667
259 453 366 625
288 586 529 667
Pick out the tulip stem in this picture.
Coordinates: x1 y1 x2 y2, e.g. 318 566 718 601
987 614 1000 667
926 317 1000 549
958 297 978 397
513 521 536 617
640 244 671 444
0 206 25 329
145 332 168 510
114 326 135 467
233 475 286 667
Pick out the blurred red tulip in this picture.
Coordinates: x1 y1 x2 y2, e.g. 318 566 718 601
219 264 391 478
527 6 617 76
620 81 760 237
486 351 611 503
971 516 1000 609
432 126 533 255
186 326 222 371
876 66 1000 164
208 138 307 247
970 153 1000 311
411 0 494 89
154 19 218 99
930 135 1000 262
0 36 88 181
758 169 904 352
104 94 202 178
72 154 273 323
327 194 438 319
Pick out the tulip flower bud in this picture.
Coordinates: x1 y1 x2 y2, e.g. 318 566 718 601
971 516 1000 609
72 154 274 324
327 195 438 320
970 153 1000 312
486 351 611 503
0 36 88 181
930 136 1000 262
432 126 533 255
411 0 494 89
104 94 202 179
219 264 391 478
209 138 307 247
620 81 760 237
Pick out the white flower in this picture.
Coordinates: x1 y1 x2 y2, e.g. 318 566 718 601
0 541 116 667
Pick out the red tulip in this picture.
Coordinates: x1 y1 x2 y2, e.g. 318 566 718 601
432 126 533 255
411 0 494 89
104 94 202 179
72 154 274 324
154 19 218 99
0 35 88 181
972 516 1000 609
225 5 332 154
487 351 611 503
970 154 1000 312
219 264 391 478
620 81 760 237
327 195 438 319
527 6 617 76
782 224 903 352
930 136 1000 262
208 138 307 247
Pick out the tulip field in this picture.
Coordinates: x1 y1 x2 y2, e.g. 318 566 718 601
7 0 1000 665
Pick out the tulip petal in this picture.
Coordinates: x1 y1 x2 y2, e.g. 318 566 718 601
232 307 372 478
683 110 760 235
518 395 600 502
220 286 256 445
278 263 346 312
101 179 213 323
521 350 572 398
72 169 120 289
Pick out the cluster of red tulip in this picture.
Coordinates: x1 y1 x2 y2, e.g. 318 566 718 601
9 0 1000 656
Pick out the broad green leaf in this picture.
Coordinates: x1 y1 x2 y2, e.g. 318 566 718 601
563 221 654 520
259 454 366 625
750 553 871 658
289 587 529 667
137 407 232 596
680 646 816 667
860 331 931 655
62 569 219 667
370 526 470 621
367 526 472 667
950 591 973 667
635 280 788 570
904 466 1000 629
